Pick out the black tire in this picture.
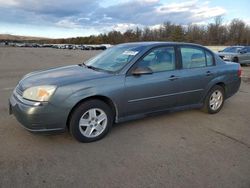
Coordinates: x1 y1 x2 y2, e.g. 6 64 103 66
69 100 113 142
202 85 225 114
233 57 239 63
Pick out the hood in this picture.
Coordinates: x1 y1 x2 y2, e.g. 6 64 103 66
217 52 238 56
19 65 110 90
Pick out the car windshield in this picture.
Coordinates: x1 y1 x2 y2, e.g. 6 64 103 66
85 45 145 72
222 46 243 53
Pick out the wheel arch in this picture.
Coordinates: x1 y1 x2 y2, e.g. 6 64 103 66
215 82 226 91
233 56 239 63
66 95 118 129
210 82 226 95
202 81 226 103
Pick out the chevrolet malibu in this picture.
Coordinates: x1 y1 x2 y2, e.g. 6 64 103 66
9 42 241 142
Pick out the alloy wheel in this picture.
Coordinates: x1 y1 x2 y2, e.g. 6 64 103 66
209 90 223 111
78 108 108 138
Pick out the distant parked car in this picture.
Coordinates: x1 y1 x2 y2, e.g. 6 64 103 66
9 42 241 142
217 46 250 65
84 45 94 50
95 45 107 50
32 43 41 48
42 44 53 48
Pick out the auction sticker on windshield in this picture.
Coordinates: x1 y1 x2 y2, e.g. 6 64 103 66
122 50 139 56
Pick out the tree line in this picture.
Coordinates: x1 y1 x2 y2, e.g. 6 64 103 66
41 17 250 45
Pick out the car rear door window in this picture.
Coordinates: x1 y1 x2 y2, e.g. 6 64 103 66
181 47 206 69
137 47 175 72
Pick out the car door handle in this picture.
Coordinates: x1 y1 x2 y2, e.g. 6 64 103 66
206 71 213 76
169 75 179 81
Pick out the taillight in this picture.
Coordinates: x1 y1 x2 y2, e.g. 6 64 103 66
238 65 242 77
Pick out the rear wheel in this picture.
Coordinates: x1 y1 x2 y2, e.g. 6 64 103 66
203 85 225 114
69 100 113 142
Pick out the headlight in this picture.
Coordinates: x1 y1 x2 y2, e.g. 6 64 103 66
23 85 56 102
224 55 232 59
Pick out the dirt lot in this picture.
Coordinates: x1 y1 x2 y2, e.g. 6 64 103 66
0 47 250 188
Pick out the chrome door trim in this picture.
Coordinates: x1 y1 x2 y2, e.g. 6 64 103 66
128 89 204 103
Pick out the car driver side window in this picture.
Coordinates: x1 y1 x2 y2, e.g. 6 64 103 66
137 47 175 72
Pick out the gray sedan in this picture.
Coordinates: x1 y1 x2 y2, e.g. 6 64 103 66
217 46 250 65
9 42 241 142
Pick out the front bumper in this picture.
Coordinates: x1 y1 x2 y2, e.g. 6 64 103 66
218 54 233 61
222 56 232 61
9 91 68 133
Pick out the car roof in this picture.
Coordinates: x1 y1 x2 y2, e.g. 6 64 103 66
116 41 216 54
228 46 245 48
117 41 205 48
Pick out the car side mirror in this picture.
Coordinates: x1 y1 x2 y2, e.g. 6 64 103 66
132 67 153 75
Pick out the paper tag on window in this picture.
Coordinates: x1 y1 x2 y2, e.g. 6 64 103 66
122 51 139 56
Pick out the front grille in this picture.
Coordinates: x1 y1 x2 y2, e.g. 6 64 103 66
15 84 24 96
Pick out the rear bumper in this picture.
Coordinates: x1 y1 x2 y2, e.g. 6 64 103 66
9 93 68 133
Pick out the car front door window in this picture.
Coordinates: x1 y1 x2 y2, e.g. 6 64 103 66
137 47 175 72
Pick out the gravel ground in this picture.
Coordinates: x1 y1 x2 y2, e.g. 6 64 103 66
0 47 250 188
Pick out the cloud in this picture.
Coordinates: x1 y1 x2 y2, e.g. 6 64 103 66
55 18 82 29
0 0 99 16
0 0 18 6
112 23 143 32
0 0 227 36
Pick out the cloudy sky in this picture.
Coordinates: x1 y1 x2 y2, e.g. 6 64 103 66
0 0 249 38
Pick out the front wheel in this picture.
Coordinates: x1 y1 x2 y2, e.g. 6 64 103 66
203 85 225 114
233 57 239 63
69 100 113 142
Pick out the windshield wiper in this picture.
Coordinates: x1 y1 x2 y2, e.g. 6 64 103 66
80 62 114 74
79 62 94 69
86 65 101 71
81 62 87 67
80 62 104 72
